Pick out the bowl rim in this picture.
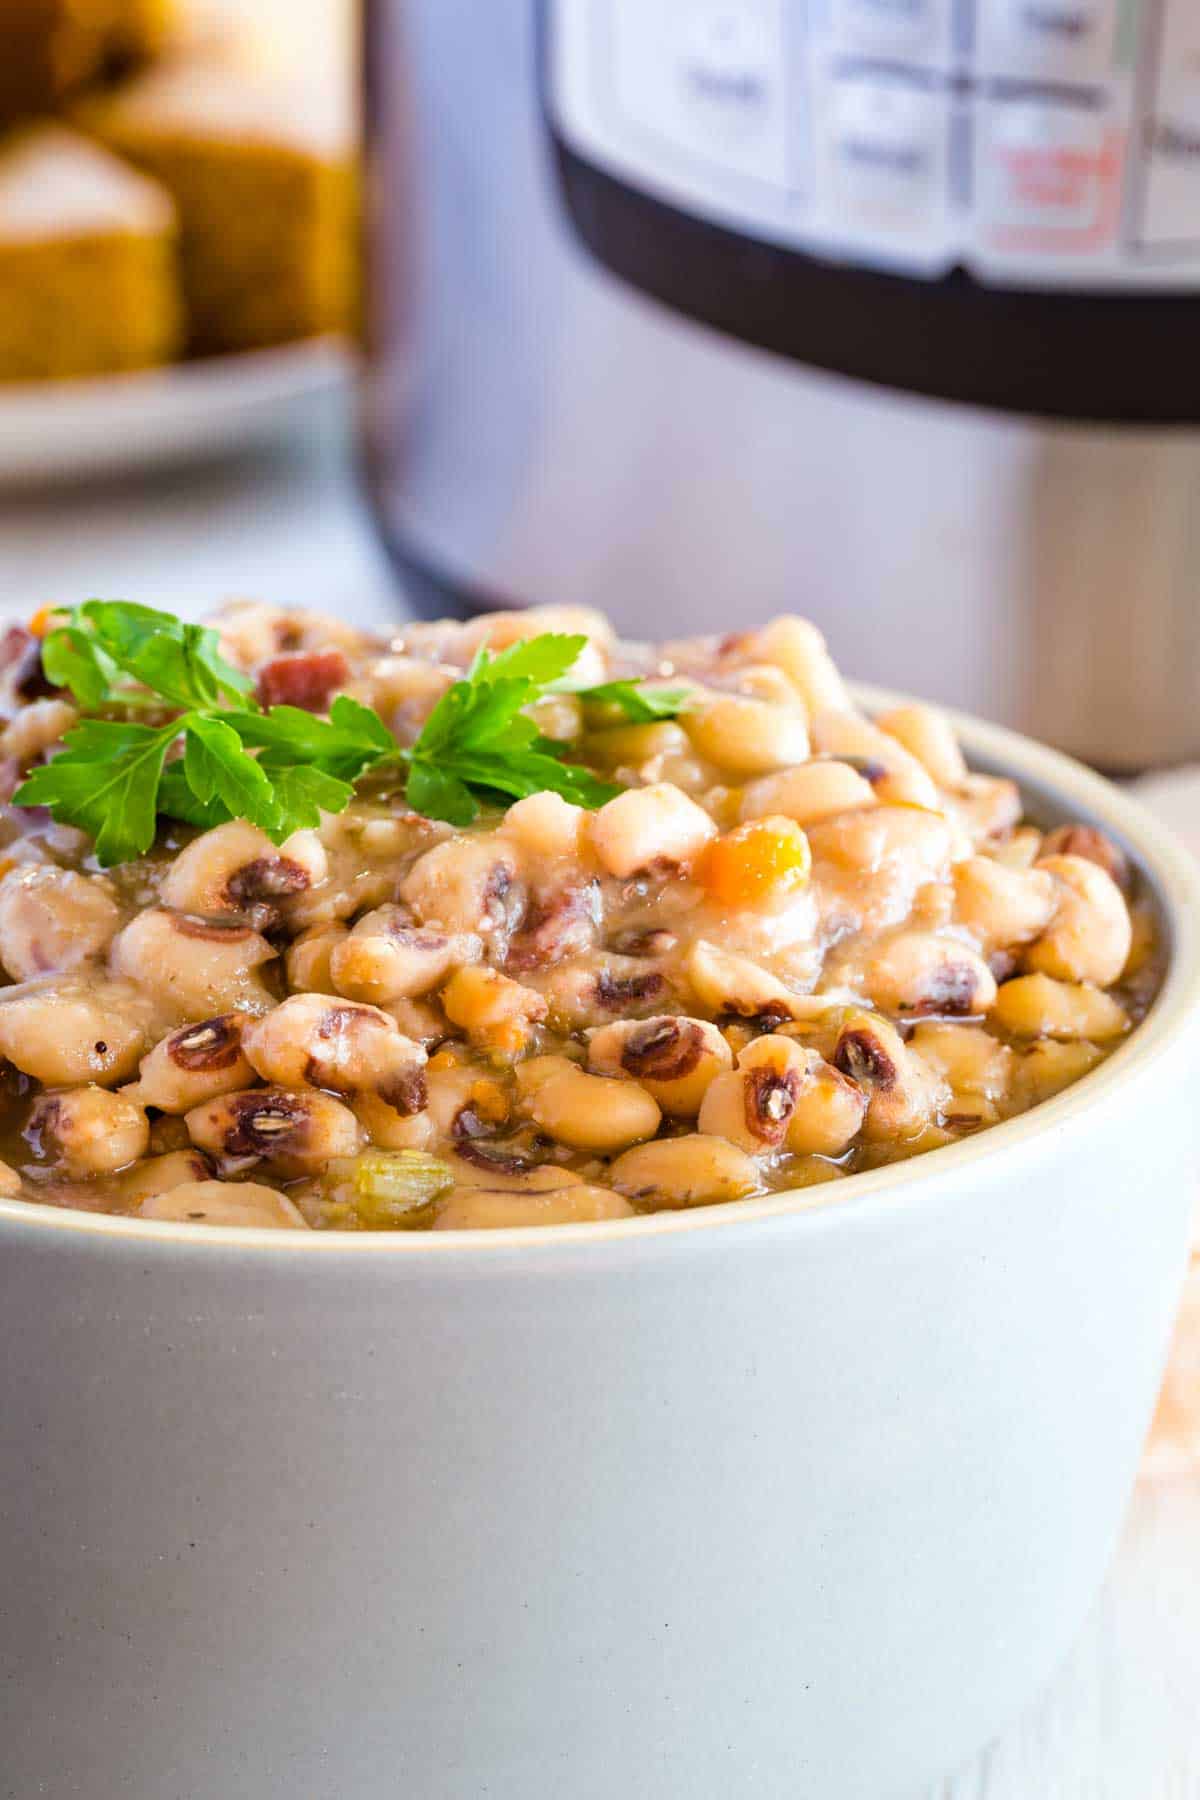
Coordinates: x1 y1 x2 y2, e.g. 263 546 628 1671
3 682 1199 1256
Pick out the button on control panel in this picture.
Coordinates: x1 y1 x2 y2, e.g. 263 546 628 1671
550 0 1200 287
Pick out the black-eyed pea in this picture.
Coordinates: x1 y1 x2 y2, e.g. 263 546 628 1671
28 1086 150 1179
587 1015 732 1115
286 922 349 995
442 965 548 1057
833 1011 948 1142
160 821 328 928
1040 824 1130 893
0 696 77 766
783 1050 867 1156
861 931 997 1017
809 709 941 810
441 1150 584 1193
740 760 876 828
138 1180 308 1229
0 865 122 981
907 1023 1014 1106
110 909 276 1017
729 664 807 708
500 791 588 862
1012 1040 1105 1111
353 1093 436 1152
991 973 1129 1042
950 774 1023 846
684 939 803 1020
952 856 1058 954
988 827 1043 870
401 837 524 938
112 1150 214 1209
0 976 150 1085
807 806 954 882
123 1013 255 1112
746 617 850 714
331 905 481 1003
185 1087 362 1176
0 1158 20 1198
696 1034 810 1153
608 1134 760 1209
1024 854 1132 988
585 720 692 771
524 1061 661 1152
684 695 809 778
589 782 717 879
433 1183 635 1229
426 1063 496 1138
875 704 967 789
242 994 429 1114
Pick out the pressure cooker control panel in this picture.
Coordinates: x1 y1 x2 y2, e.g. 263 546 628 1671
549 0 1200 287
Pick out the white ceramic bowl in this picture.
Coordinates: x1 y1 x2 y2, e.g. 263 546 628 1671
2 698 1198 1800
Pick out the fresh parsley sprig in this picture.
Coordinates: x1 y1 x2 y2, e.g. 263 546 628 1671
402 634 620 826
14 603 686 864
16 603 396 864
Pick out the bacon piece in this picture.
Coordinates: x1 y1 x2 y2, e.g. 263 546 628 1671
255 649 350 712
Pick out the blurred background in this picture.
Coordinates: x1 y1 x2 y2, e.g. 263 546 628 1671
0 0 1197 1791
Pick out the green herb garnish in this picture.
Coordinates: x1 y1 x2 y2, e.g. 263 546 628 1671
15 605 666 862
576 678 693 723
401 634 620 826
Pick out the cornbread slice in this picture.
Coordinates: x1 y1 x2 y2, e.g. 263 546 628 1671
0 124 180 381
0 0 173 125
80 59 356 353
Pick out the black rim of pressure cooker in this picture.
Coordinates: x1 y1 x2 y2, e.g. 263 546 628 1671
550 138 1200 429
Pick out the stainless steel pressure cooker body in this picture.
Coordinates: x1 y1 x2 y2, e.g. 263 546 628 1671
363 1 1200 768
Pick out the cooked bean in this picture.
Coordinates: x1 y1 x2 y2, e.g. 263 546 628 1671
160 821 328 927
112 1150 214 1208
747 616 850 714
353 1093 436 1152
740 760 876 828
685 695 810 777
587 1015 732 1115
1012 1040 1105 1110
28 1086 149 1178
0 696 76 766
586 720 692 771
123 1014 255 1112
0 1158 21 1198
186 1087 362 1175
1040 824 1130 893
1024 854 1132 988
908 1023 1014 1108
951 774 1022 845
500 791 588 862
684 940 805 1021
0 975 149 1085
0 865 122 980
589 782 717 878
952 856 1057 954
608 1135 760 1209
522 1056 661 1152
442 965 547 1057
860 931 997 1017
242 994 428 1110
991 973 1129 1042
111 909 277 1018
285 922 350 995
833 1011 948 1141
433 1184 634 1229
875 703 967 789
331 905 481 1004
697 1034 811 1153
810 709 941 810
138 1179 308 1229
401 837 523 938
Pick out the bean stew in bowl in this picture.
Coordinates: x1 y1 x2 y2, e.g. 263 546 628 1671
0 600 1163 1231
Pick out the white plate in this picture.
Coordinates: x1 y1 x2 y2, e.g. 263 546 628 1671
0 337 354 487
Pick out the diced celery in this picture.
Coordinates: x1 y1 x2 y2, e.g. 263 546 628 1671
324 1149 453 1230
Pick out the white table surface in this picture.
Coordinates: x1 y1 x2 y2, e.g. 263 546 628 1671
2 396 1197 1800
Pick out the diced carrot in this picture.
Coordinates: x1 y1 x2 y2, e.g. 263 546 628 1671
28 605 60 639
701 816 812 909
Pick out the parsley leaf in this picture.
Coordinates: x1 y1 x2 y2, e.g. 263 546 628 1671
577 679 693 723
403 635 620 823
15 718 178 867
45 601 252 709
